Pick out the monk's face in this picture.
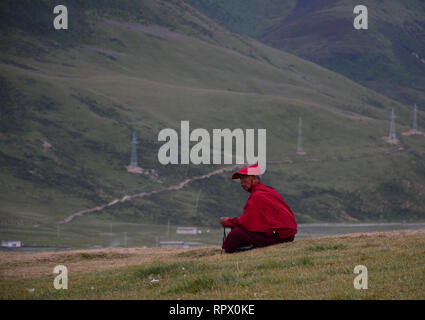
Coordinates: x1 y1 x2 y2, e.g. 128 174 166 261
239 175 257 192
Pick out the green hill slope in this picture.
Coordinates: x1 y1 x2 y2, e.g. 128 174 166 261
187 0 425 108
1 230 424 299
0 0 424 247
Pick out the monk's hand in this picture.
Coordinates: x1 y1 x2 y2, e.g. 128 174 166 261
220 217 229 227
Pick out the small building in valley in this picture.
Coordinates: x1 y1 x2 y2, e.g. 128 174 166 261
159 241 190 249
1 240 22 247
176 227 198 235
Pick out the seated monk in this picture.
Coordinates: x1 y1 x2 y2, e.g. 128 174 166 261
220 163 297 253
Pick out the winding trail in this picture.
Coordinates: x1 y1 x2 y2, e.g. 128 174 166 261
58 140 424 225
58 164 244 224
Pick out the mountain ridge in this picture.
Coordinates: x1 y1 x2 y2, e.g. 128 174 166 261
187 0 425 108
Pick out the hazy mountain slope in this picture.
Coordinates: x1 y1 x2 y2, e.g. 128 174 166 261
184 0 298 38
0 1 424 247
187 0 425 108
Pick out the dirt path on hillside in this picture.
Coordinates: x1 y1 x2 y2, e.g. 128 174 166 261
59 143 422 225
59 164 244 224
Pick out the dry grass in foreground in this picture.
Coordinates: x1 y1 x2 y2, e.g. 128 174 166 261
0 229 424 299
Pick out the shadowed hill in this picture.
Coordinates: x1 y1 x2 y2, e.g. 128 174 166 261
187 0 425 108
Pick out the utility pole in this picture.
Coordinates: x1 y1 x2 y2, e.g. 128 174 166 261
296 116 306 155
130 132 138 168
413 104 417 132
389 109 397 141
167 219 170 238
109 223 112 243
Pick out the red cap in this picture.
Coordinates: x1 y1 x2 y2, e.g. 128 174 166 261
232 163 262 179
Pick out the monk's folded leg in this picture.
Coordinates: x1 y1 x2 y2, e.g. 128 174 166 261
222 226 278 253
222 226 253 253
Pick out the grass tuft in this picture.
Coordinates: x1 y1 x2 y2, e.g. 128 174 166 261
165 276 217 294
296 257 314 266
79 252 108 259
306 244 348 252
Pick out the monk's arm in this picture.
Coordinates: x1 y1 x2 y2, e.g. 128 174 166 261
222 197 258 228
223 217 239 227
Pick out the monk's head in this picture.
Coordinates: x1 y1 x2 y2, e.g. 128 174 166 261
239 175 260 192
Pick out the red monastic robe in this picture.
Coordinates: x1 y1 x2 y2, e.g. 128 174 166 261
224 182 297 239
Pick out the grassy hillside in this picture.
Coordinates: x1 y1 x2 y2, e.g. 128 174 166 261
0 0 425 248
1 230 424 299
185 0 298 38
188 0 425 108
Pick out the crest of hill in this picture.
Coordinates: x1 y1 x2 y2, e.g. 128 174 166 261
187 0 425 108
